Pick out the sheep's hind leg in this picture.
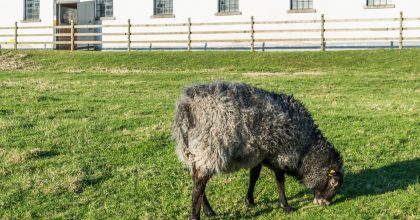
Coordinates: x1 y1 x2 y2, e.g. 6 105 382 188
245 164 262 206
202 192 216 216
191 169 211 220
274 170 294 213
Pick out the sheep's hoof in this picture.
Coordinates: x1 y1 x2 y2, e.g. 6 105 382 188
189 215 199 220
245 197 255 207
281 205 295 213
204 209 216 217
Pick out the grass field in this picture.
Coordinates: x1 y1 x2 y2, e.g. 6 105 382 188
0 50 419 219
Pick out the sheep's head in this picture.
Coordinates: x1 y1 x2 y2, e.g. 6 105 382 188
312 167 344 205
301 139 344 206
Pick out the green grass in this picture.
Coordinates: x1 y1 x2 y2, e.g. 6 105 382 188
0 49 419 219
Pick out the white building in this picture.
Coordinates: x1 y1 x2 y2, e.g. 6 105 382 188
0 0 419 50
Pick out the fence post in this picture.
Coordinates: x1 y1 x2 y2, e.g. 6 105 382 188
70 20 75 51
128 19 131 52
250 16 255 52
187 17 192 51
321 14 325 51
399 11 403 49
14 22 18 50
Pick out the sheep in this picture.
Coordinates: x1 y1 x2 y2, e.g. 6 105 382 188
173 82 344 219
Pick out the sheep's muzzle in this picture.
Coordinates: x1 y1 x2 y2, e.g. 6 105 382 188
313 197 331 206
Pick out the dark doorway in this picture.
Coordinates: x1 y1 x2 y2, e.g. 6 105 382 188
56 3 77 50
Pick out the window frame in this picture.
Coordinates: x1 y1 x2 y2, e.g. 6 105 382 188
96 0 114 19
288 0 316 13
364 0 395 9
215 0 242 16
22 0 41 22
151 0 175 18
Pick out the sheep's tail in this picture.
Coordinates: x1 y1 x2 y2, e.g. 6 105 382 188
173 99 193 167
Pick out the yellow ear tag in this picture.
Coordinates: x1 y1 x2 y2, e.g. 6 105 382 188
328 169 336 176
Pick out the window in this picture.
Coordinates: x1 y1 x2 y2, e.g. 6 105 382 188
96 0 113 18
367 0 392 6
218 0 239 13
24 0 40 21
154 0 173 16
365 0 394 8
290 0 313 10
288 0 316 13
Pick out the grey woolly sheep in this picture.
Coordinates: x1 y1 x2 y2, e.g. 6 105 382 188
173 82 344 219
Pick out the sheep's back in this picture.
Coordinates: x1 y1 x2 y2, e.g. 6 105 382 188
173 82 316 175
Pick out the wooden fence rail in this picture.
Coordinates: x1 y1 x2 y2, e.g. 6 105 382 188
1 12 420 51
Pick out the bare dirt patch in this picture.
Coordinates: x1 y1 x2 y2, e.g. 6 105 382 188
242 71 325 78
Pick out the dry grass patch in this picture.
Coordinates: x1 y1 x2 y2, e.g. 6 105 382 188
0 80 23 89
134 122 169 139
0 120 13 131
67 174 86 194
94 67 147 75
0 149 26 164
0 148 57 165
31 79 62 91
62 68 86 74
65 67 234 75
0 52 29 71
63 67 149 75
0 79 62 91
242 71 325 78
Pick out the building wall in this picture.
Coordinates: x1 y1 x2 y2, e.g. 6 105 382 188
1 0 419 50
0 0 55 49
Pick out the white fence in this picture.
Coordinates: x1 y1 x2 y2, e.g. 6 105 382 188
1 12 420 51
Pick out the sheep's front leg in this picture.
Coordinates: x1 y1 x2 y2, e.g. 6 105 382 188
202 192 216 216
245 164 262 206
191 172 210 220
274 171 294 213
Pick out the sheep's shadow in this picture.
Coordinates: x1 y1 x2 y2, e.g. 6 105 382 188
231 159 418 218
337 158 420 202
205 159 419 219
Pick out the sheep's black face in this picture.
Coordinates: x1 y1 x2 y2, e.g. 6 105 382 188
313 169 344 205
